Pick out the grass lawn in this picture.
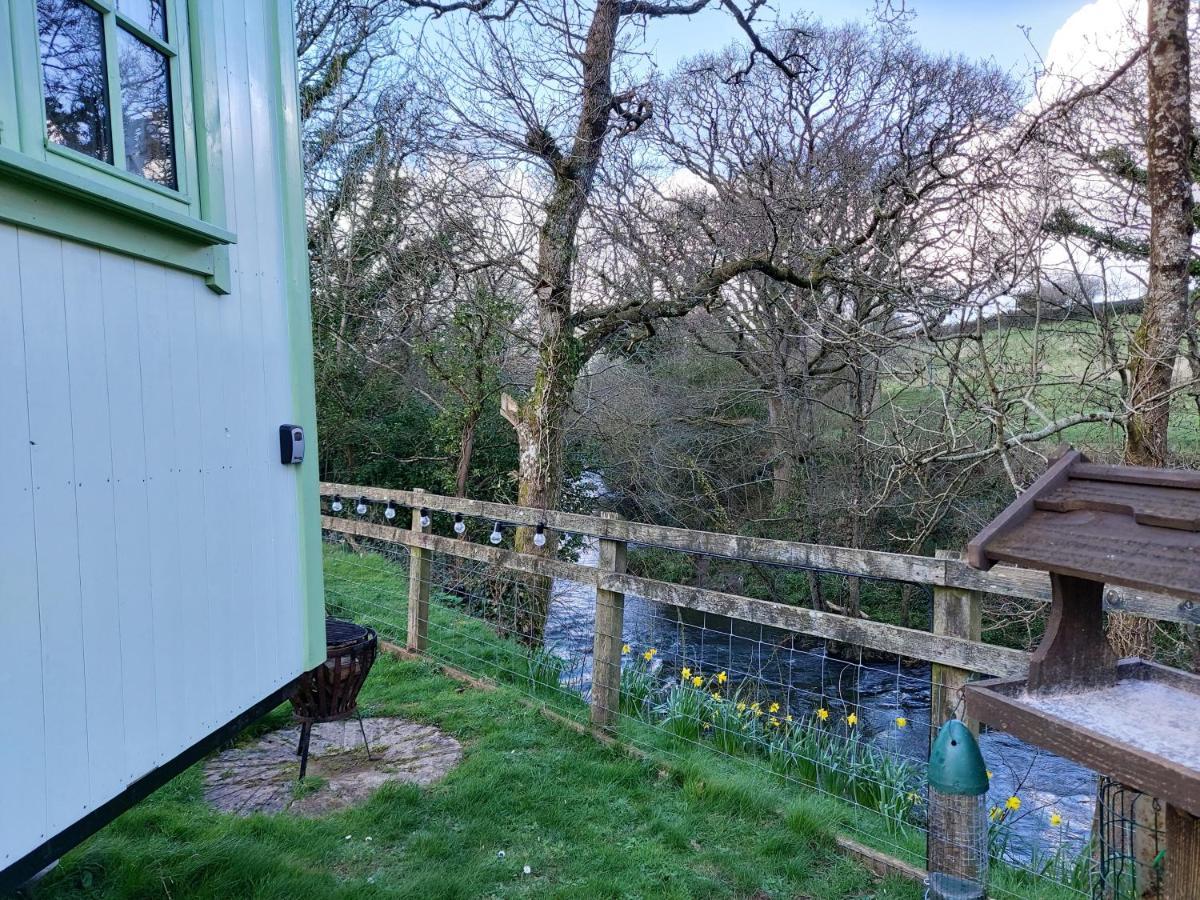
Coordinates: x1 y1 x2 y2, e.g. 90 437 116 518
26 552 923 899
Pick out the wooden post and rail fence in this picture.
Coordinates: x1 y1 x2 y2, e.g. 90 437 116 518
319 480 1199 891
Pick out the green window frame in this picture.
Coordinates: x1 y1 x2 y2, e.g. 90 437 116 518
0 0 234 293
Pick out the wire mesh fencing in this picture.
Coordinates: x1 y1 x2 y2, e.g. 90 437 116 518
319 500 1157 900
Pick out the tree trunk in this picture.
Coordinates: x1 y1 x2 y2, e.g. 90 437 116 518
454 408 481 498
1114 0 1193 659
767 394 798 510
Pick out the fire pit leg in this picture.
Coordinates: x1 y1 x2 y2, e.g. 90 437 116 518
297 721 313 780
356 710 374 762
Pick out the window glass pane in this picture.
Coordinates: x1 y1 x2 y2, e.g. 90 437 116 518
38 0 113 163
117 0 167 40
118 28 176 188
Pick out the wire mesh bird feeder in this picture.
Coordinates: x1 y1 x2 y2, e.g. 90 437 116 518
963 449 1200 900
926 719 990 900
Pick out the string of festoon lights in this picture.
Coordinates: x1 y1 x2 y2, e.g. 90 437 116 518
326 494 549 547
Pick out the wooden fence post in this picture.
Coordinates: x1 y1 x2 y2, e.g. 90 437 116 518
590 512 627 731
930 549 982 744
407 488 432 653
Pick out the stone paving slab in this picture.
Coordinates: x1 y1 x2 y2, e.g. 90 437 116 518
203 717 462 816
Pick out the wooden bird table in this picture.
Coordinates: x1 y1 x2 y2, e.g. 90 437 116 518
962 449 1200 900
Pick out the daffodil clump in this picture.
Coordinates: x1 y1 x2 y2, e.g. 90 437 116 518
617 647 921 834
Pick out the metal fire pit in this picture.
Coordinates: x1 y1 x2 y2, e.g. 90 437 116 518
289 617 378 778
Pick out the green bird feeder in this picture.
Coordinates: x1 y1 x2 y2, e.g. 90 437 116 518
926 719 989 900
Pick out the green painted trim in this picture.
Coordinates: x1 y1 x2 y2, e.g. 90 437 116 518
0 165 217 275
10 0 43 151
0 1 18 150
0 145 234 244
46 139 192 203
188 0 231 295
268 0 325 668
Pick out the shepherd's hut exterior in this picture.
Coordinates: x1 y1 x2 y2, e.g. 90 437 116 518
1 0 324 884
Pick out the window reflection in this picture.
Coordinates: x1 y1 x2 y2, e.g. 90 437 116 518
38 0 113 163
119 28 176 188
117 0 167 40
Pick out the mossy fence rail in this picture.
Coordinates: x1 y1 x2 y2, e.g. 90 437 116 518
318 480 1195 897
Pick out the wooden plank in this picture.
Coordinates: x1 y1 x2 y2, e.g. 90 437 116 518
406 491 431 652
322 516 600 586
607 574 1030 677
320 482 1199 624
930 550 981 740
0 224 48 864
986 510 1200 603
966 448 1081 569
318 482 947 585
966 661 1200 818
20 230 91 835
1166 805 1200 900
1073 461 1200 490
98 251 159 782
135 259 186 765
590 513 626 731
834 836 926 885
1037 479 1200 531
62 242 128 805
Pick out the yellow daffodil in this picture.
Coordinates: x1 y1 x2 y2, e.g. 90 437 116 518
769 717 780 728
846 713 858 727
621 644 630 655
1050 812 1062 827
712 691 722 701
692 675 703 688
643 648 657 661
817 708 829 721
681 667 692 679
986 770 993 779
1006 796 1021 811
750 702 760 714
895 717 908 728
785 714 793 723
989 806 1000 822
716 671 727 684
769 702 780 714
736 702 746 712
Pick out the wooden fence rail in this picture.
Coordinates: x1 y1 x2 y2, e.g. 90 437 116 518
321 482 1199 625
321 514 1028 678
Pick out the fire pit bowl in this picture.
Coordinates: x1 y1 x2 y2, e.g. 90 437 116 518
289 617 378 777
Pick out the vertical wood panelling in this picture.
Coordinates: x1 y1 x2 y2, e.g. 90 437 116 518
0 224 48 862
98 251 160 780
60 241 128 802
18 230 92 834
164 266 214 744
5 0 315 867
134 260 186 764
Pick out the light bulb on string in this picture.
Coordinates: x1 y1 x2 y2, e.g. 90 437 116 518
489 522 503 545
453 513 466 534
533 522 547 547
384 500 396 520
330 495 343 513
419 508 431 528
355 497 368 516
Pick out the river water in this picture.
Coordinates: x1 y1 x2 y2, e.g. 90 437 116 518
542 538 1097 861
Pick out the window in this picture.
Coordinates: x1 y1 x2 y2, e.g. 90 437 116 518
37 0 177 189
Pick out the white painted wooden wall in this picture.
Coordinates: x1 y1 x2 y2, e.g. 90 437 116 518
0 0 318 868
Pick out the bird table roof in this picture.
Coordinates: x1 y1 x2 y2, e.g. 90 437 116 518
966 449 1200 602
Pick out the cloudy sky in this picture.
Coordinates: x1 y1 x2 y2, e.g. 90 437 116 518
647 0 1142 88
